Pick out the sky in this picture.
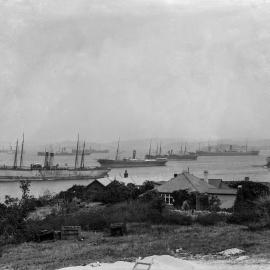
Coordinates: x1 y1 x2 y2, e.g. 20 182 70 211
1 0 270 143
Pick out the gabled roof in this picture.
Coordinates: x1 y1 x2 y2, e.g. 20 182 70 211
208 179 232 189
156 172 215 194
156 172 237 195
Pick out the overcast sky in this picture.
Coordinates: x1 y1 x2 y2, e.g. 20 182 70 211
1 0 270 143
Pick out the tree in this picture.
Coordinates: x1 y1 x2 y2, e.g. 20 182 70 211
139 181 155 195
172 190 190 209
233 181 270 213
20 180 31 201
100 180 130 204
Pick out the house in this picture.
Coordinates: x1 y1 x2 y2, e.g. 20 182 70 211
155 171 237 209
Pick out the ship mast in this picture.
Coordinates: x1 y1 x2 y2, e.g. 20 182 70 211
13 139 19 169
74 134 80 169
148 140 152 157
159 143 162 155
115 137 120 160
80 141 85 169
19 133 24 168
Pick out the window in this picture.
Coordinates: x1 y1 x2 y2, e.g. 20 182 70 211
163 193 174 205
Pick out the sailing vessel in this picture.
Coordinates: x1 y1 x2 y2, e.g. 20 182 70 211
196 144 259 156
37 147 91 156
145 143 197 161
97 139 167 168
0 145 16 154
88 148 109 154
0 135 110 182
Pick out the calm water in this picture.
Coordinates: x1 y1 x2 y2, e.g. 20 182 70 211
0 150 269 200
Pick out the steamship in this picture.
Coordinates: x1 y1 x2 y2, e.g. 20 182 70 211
145 143 197 161
196 144 259 156
0 136 110 182
97 140 167 168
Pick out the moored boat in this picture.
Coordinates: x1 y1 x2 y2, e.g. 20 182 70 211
97 140 167 168
196 150 259 156
97 157 167 168
0 135 110 182
196 144 259 156
145 143 197 161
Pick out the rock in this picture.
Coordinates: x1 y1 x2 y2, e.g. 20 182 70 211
235 256 249 261
218 248 245 256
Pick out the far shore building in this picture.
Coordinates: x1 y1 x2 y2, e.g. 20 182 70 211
155 171 237 209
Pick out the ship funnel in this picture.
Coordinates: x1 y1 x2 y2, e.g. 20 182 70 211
132 150 136 159
44 152 49 168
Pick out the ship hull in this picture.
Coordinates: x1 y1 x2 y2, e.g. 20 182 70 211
145 154 197 161
0 167 110 182
97 159 167 168
37 152 91 156
196 150 259 156
167 154 198 161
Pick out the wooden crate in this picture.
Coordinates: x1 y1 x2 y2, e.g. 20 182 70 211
61 226 81 240
110 223 127 236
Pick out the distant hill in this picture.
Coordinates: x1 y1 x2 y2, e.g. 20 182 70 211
2 138 270 158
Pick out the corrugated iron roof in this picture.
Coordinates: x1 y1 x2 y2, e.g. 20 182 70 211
156 172 215 193
207 188 237 195
156 172 237 195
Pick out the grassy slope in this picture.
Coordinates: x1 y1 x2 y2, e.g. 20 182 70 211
1 223 270 270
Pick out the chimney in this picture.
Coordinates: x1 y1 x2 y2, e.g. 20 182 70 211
204 170 209 183
44 152 49 168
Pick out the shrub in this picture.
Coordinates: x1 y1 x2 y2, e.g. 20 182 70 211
233 181 269 213
196 213 226 226
138 181 155 194
171 190 190 209
95 180 131 204
226 210 260 224
0 181 39 244
162 210 192 225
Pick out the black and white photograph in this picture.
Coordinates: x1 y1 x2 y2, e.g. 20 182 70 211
1 0 270 269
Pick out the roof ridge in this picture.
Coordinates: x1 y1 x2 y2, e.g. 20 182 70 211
182 172 198 192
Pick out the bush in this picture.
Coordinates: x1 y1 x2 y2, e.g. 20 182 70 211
233 181 269 213
23 199 166 239
196 213 226 226
226 210 260 224
162 210 192 225
171 190 190 209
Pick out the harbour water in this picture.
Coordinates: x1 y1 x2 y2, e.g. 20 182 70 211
0 150 270 201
